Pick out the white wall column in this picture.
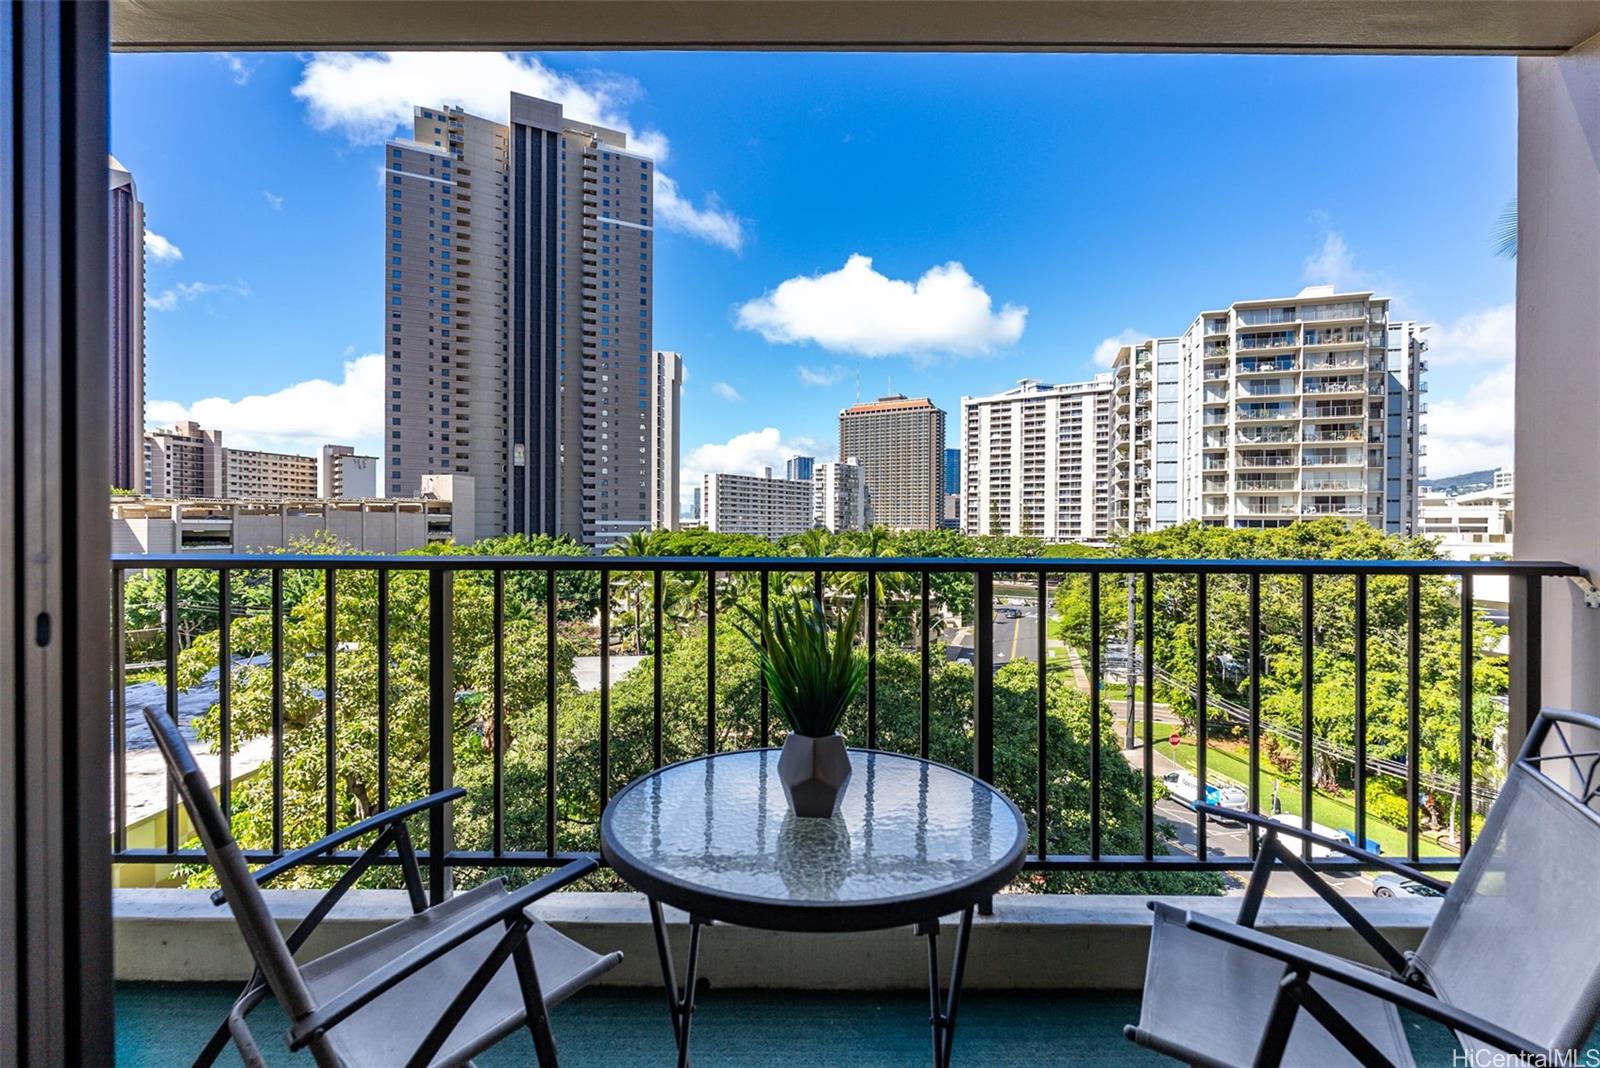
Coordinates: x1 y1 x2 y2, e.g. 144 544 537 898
1516 35 1600 717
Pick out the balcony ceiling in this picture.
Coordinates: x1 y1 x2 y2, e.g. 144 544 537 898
111 0 1600 54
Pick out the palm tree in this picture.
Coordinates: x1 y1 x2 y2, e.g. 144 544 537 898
606 530 656 653
1494 196 1517 259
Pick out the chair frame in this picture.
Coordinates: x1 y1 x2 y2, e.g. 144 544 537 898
143 707 596 1068
1125 707 1600 1068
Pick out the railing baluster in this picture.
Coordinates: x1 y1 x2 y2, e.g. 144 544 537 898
759 570 770 748
814 568 823 606
428 569 454 903
1036 570 1047 861
272 568 284 856
652 569 663 769
1507 573 1543 757
919 571 930 760
1459 572 1474 856
324 568 337 837
1089 574 1102 862
867 568 877 749
706 569 717 755
1407 573 1422 864
1142 570 1154 862
493 569 505 857
599 568 610 808
1300 572 1314 860
1195 571 1208 861
165 566 179 853
112 569 127 853
218 569 231 822
377 568 390 813
973 570 994 783
1248 572 1261 854
1354 573 1367 854
546 567 557 857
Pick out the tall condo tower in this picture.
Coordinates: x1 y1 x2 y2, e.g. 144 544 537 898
385 93 657 547
838 395 946 530
108 157 145 492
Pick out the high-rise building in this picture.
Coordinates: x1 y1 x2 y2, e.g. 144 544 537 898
813 457 869 532
223 447 318 500
944 448 961 495
701 471 813 538
384 92 656 548
650 350 683 532
961 378 1115 541
785 455 815 483
108 157 145 492
838 395 945 530
321 444 378 499
144 421 224 499
690 486 702 521
1109 285 1423 534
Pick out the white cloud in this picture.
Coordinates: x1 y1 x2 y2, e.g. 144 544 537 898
147 354 385 455
1422 303 1513 369
1423 366 1515 477
146 280 250 312
263 190 285 211
143 230 183 263
710 381 743 402
797 364 848 387
217 53 254 86
290 52 740 250
680 427 830 511
1092 328 1149 368
653 172 743 251
1303 228 1358 289
735 254 1026 358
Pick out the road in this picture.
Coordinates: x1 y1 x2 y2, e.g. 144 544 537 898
946 601 1042 666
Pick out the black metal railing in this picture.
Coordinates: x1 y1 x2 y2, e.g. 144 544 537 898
110 553 1579 900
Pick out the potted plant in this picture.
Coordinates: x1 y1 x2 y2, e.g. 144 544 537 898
736 595 867 817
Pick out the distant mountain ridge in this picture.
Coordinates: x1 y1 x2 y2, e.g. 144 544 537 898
1420 468 1496 494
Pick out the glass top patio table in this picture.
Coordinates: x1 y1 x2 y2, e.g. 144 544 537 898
601 748 1027 933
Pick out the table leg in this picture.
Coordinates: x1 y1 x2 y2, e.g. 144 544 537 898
648 898 706 1068
918 906 974 1068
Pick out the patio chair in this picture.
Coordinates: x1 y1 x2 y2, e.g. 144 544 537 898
143 706 622 1068
1126 707 1600 1067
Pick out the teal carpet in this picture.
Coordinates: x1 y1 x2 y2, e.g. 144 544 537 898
117 982 1484 1066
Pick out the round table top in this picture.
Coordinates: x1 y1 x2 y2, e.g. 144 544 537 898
600 748 1027 932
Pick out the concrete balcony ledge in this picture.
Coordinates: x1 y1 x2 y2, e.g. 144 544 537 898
114 889 1439 991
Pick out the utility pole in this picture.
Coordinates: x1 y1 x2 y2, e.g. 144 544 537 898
1125 573 1137 750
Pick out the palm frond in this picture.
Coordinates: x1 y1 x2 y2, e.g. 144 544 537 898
1493 196 1517 260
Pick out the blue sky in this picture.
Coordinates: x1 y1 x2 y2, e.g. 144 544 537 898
114 51 1518 502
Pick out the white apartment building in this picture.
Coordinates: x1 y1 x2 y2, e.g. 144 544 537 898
1109 285 1424 534
649 350 683 532
960 378 1115 541
701 470 813 538
1419 480 1514 559
814 457 869 532
320 444 379 499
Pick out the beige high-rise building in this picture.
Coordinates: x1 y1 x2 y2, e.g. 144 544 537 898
838 395 945 530
320 444 378 499
650 350 683 531
224 447 318 500
961 378 1115 541
384 92 656 548
108 157 145 492
144 421 224 499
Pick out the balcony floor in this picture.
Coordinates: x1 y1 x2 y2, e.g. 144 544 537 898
116 982 1474 1066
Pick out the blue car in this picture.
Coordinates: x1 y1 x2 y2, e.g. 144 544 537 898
1335 828 1383 855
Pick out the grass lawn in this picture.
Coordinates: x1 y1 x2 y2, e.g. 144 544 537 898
1168 740 1455 860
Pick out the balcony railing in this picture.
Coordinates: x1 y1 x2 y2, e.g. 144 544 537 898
110 553 1577 892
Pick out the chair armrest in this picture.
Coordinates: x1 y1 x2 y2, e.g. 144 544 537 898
288 857 598 1049
1183 911 1549 1061
212 788 466 905
1195 804 1451 893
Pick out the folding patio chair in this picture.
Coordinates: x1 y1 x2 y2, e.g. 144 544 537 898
143 706 622 1068
1126 707 1600 1067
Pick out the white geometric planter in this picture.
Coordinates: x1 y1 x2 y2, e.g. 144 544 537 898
777 732 853 817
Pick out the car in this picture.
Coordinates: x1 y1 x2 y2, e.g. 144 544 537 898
953 652 973 666
1371 872 1444 898
1003 608 1021 619
1159 771 1246 812
1335 828 1383 855
1268 814 1343 858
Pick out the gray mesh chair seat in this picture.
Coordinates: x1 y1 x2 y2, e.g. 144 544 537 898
1127 708 1600 1068
1134 903 1415 1067
301 881 621 1068
141 706 621 1067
